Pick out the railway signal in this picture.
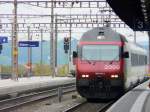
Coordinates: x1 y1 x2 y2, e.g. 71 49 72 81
0 44 2 54
64 37 69 53
0 36 8 54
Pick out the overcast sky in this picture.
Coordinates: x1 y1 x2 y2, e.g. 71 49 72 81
0 0 148 43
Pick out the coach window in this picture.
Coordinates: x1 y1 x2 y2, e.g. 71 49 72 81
143 55 145 65
135 54 139 65
139 55 143 65
131 53 140 66
145 56 147 64
131 53 135 66
131 53 134 66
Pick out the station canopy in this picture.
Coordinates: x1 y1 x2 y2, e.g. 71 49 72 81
106 0 150 31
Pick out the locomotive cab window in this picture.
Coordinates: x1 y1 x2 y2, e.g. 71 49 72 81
81 45 120 61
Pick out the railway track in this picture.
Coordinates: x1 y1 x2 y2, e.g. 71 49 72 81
97 101 114 112
0 83 76 112
63 100 114 112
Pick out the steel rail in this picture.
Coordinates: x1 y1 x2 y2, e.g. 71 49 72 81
0 83 76 112
97 101 115 112
62 100 114 112
62 100 87 112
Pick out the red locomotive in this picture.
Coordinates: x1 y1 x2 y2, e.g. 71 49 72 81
73 27 148 100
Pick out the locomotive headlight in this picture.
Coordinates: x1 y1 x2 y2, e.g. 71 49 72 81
111 74 119 78
114 75 119 78
85 75 89 78
82 75 86 78
82 74 89 78
111 75 115 78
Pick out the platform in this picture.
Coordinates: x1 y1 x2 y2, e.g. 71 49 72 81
0 76 75 97
107 80 150 112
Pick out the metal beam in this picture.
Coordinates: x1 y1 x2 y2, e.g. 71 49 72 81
0 13 117 18
0 0 108 8
0 22 127 29
0 29 91 33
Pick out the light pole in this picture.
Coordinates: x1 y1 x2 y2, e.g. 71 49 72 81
55 15 58 76
40 29 43 75
68 19 72 74
11 21 13 77
40 29 43 66
12 0 18 80
27 26 32 77
50 0 55 77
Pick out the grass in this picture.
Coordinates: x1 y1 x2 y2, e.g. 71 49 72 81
57 64 69 76
0 64 69 77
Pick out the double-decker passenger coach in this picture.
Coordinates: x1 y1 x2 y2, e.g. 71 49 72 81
73 27 148 100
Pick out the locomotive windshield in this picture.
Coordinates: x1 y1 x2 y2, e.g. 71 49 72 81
82 45 120 61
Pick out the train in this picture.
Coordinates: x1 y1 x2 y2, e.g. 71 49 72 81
73 27 148 100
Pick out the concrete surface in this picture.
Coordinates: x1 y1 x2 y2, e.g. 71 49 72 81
107 80 150 112
0 76 75 97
